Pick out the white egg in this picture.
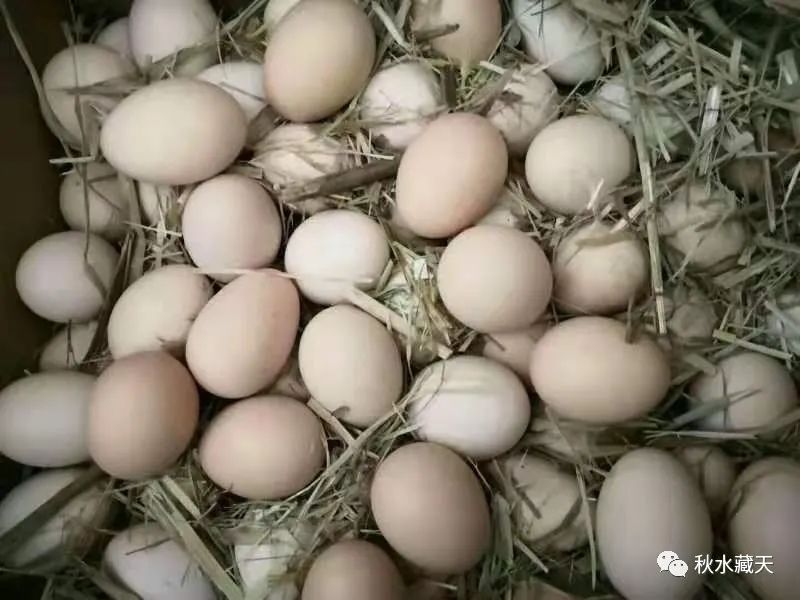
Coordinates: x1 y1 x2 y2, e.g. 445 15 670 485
59 162 129 240
197 61 266 121
107 264 212 359
264 0 303 32
96 18 133 60
285 209 390 305
0 468 113 568
360 61 443 150
487 64 559 156
39 321 99 371
513 0 603 85
674 445 736 515
41 43 135 146
137 181 175 225
16 231 119 323
482 323 549 386
104 523 215 600
408 355 531 460
766 289 800 354
129 0 217 75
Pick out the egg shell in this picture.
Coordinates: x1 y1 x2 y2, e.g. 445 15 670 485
500 454 588 551
727 458 800 600
60 162 129 240
197 61 266 121
411 0 501 65
527 416 596 462
477 187 525 229
199 395 325 500
664 287 717 345
182 174 282 282
513 0 603 85
396 112 508 238
359 61 443 150
41 43 135 146
264 0 303 31
16 231 119 323
186 270 300 398
299 305 403 427
284 210 389 305
407 356 530 460
302 539 405 600
104 523 215 600
487 64 559 156
688 352 798 432
370 442 491 574
437 225 552 333
96 18 132 60
658 183 747 270
263 0 375 122
482 323 549 386
553 221 648 315
597 448 713 600
100 78 247 185
674 445 736 515
766 289 800 354
525 115 633 215
107 264 212 359
129 0 217 74
530 316 670 424
0 468 113 568
39 320 98 371
0 371 94 467
137 181 175 225
88 351 199 480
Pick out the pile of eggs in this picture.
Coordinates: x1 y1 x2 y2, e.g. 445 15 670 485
1 0 799 599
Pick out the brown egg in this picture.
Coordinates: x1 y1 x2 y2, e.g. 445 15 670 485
199 395 325 500
529 317 670 424
263 0 375 122
186 270 299 399
88 351 199 480
370 442 490 574
301 539 405 600
482 323 550 386
411 0 501 65
437 225 552 332
396 113 507 238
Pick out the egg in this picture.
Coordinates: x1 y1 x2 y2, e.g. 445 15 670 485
766 289 800 354
182 174 282 281
263 0 375 122
284 210 390 305
513 580 576 600
302 539 405 600
0 467 113 568
477 188 525 229
525 115 633 215
530 317 670 424
720 129 796 196
107 264 212 359
513 0 603 85
96 18 132 60
674 445 736 515
499 454 589 551
299 305 403 427
597 448 713 600
16 231 119 323
0 371 94 467
527 416 597 462
129 0 217 75
688 352 798 432
137 181 175 225
411 0 501 65
396 113 508 238
487 64 559 156
39 320 98 370
88 351 199 480
727 458 800 600
197 61 266 121
407 356 530 460
552 221 648 315
104 523 215 600
664 286 717 345
269 356 310 401
199 395 325 500
100 78 247 185
370 442 491 574
59 162 129 240
359 61 443 150
437 225 552 333
41 43 135 146
658 183 747 270
482 323 550 386
264 0 303 31
186 270 299 398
